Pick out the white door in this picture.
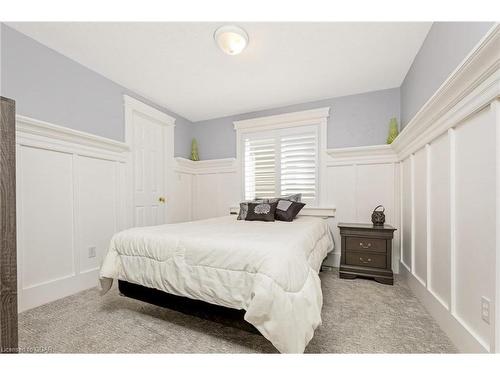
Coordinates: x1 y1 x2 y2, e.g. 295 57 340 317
126 97 175 227
132 113 165 226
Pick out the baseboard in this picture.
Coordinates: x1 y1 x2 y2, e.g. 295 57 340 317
19 269 99 312
400 263 489 353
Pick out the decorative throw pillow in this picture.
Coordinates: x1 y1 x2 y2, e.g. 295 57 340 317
245 201 278 222
237 200 267 220
261 194 301 204
280 193 302 202
237 195 300 220
275 200 306 222
237 202 249 220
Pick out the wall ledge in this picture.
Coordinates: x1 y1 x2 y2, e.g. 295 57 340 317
174 157 237 174
326 144 397 166
16 115 130 157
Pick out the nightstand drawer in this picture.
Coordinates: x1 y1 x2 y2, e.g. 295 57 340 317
346 236 386 253
346 252 386 269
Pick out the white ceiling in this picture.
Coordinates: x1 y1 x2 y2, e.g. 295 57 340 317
7 22 431 122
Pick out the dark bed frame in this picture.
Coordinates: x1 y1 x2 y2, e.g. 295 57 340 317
118 280 260 334
118 266 324 334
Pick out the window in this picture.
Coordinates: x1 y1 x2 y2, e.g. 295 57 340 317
243 125 319 205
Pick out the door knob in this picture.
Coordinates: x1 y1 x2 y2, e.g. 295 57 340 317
158 196 166 203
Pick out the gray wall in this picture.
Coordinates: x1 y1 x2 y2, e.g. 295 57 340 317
400 22 494 127
0 24 193 158
4 22 492 160
191 87 400 160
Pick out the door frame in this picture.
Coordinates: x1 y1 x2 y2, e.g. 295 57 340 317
124 95 176 227
0 96 18 353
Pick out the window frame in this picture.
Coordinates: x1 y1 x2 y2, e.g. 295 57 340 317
242 124 320 205
234 107 329 208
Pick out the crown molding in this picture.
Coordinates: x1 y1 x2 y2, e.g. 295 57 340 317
326 144 397 166
124 95 176 126
392 24 500 160
233 107 330 132
16 115 130 154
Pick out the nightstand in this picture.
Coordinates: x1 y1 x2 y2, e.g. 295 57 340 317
338 223 396 285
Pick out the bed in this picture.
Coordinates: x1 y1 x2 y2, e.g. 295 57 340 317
99 215 334 353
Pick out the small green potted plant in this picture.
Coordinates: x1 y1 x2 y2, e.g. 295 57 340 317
387 117 399 144
191 138 200 161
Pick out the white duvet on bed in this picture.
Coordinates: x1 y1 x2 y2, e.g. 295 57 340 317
99 215 333 353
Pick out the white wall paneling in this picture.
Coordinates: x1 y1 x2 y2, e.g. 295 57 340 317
454 107 495 351
15 115 129 312
174 157 239 222
412 147 428 285
324 145 400 270
428 132 451 309
168 172 193 223
78 157 117 274
401 157 412 271
325 164 355 267
394 25 500 353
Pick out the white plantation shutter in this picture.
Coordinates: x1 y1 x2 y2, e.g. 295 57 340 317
280 131 317 201
243 126 318 204
244 137 277 200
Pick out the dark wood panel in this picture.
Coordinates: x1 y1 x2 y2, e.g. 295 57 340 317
345 236 386 253
0 96 18 353
346 251 386 269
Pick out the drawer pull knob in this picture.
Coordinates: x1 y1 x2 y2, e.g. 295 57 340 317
359 257 372 264
359 242 372 249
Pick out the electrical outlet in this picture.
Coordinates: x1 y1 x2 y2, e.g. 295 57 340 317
481 297 490 324
88 246 97 258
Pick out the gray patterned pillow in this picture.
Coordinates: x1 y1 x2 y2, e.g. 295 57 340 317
260 194 302 204
282 193 302 202
237 200 265 220
275 200 306 221
237 202 249 220
237 194 301 220
245 201 278 222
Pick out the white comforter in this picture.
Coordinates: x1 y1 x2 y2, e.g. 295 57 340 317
99 215 333 353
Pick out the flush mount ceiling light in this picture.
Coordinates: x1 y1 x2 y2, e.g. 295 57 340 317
214 25 249 56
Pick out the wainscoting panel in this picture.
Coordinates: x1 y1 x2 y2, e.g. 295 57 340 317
401 157 412 270
356 163 395 225
78 156 117 274
169 172 193 223
173 157 239 222
412 147 428 284
325 165 355 263
18 146 75 289
193 172 239 220
394 25 499 353
216 172 240 217
454 107 496 350
15 115 129 312
324 146 399 270
194 174 220 220
428 132 451 308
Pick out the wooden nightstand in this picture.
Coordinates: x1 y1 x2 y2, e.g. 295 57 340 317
338 223 396 285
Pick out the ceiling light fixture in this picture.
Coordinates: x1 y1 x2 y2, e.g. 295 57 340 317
214 25 248 56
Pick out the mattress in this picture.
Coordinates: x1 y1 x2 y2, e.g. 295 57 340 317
99 215 334 353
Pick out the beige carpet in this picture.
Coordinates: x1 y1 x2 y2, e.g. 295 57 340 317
19 269 457 353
